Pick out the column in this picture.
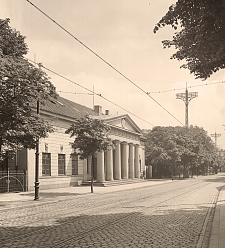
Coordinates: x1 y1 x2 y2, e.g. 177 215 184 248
97 151 104 182
134 144 139 178
129 143 134 178
106 148 113 181
83 158 88 182
113 140 121 180
142 148 146 178
121 142 128 179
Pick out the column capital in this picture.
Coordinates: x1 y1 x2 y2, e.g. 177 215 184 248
121 141 128 145
128 143 134 146
113 140 121 145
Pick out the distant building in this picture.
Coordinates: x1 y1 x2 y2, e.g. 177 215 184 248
5 96 146 191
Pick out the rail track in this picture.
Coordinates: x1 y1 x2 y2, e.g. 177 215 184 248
1 179 218 247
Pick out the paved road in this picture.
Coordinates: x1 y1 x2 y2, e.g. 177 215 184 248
1 174 225 248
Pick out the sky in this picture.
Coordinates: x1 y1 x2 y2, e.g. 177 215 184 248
1 0 225 148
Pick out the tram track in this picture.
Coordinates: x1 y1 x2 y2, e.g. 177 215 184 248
50 182 218 248
0 179 202 223
1 180 216 247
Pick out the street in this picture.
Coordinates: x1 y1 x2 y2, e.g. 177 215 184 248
1 174 225 248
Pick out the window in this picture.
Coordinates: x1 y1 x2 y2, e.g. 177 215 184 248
72 154 78 175
42 153 51 176
58 154 65 175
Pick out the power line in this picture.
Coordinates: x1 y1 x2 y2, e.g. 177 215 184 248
25 0 184 126
59 91 93 95
27 58 155 127
148 81 225 94
41 0 78 61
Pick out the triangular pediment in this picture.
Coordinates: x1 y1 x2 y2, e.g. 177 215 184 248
94 114 142 135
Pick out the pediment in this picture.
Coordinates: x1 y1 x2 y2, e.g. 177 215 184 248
97 114 142 134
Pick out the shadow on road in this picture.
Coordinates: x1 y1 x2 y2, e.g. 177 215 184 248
20 192 80 198
202 174 225 184
1 204 214 248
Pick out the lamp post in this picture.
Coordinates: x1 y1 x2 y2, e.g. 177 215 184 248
34 98 40 200
34 59 40 200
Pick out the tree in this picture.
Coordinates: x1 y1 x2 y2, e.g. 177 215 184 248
145 125 217 179
145 126 181 180
65 115 113 193
0 18 56 164
154 0 225 79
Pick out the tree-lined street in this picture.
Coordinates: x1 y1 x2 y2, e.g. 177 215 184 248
1 1 225 247
1 174 225 247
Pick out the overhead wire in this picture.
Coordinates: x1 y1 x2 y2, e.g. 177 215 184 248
25 0 184 126
148 81 225 94
59 91 93 95
27 58 155 127
41 0 78 61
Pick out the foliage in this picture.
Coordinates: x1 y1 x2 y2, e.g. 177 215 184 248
66 115 113 193
145 126 180 166
145 125 217 177
154 0 225 79
0 18 56 161
65 115 113 159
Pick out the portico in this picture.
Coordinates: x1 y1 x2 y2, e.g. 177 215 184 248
96 141 141 182
89 113 146 183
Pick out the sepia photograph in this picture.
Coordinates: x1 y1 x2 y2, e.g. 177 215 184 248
0 0 225 247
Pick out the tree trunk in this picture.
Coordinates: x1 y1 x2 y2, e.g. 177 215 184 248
171 165 173 181
178 164 181 180
91 155 94 193
0 138 2 170
182 155 185 179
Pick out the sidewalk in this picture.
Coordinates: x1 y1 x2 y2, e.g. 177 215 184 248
0 179 173 209
209 184 225 248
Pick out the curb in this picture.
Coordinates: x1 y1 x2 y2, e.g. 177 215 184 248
196 191 219 248
208 184 225 248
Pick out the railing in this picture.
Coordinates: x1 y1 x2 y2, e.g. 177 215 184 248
0 170 27 194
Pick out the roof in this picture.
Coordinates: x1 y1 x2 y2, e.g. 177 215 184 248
32 96 144 138
35 95 97 120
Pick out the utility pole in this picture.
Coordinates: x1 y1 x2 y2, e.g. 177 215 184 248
34 55 40 200
34 99 40 200
176 83 198 127
211 132 221 147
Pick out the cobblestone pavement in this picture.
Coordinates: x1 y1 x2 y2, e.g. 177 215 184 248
1 175 225 248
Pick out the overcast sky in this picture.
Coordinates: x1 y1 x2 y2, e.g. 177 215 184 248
1 0 225 148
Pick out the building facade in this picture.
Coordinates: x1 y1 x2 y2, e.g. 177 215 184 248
6 97 146 191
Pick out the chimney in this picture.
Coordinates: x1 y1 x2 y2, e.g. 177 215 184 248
94 105 102 116
105 110 109 115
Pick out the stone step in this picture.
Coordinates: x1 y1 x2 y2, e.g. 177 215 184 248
80 178 146 187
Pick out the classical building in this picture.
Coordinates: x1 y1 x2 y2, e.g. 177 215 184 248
5 96 146 191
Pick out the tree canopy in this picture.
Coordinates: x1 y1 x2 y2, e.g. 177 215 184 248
66 115 113 193
154 0 225 79
0 18 56 161
65 115 113 159
145 125 218 178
